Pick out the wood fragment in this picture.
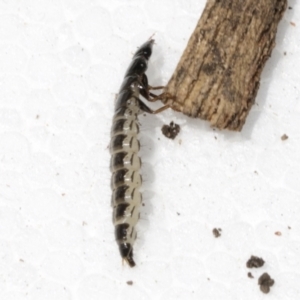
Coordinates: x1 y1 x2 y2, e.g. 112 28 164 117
162 0 287 131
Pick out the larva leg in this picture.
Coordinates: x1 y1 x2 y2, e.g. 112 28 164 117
138 99 170 114
148 85 164 90
139 74 165 102
148 92 164 102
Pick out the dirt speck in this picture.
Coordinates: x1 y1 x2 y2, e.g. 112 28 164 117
126 280 133 285
275 231 282 236
161 121 180 139
281 134 288 141
246 255 265 268
213 228 221 238
258 273 275 294
248 272 254 279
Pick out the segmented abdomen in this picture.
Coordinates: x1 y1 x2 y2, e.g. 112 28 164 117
110 97 141 267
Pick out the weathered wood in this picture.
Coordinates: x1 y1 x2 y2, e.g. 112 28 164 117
162 0 287 131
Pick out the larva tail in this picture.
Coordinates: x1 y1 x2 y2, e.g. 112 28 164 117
119 242 135 267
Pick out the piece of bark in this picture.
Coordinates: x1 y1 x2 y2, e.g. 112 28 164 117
161 0 287 131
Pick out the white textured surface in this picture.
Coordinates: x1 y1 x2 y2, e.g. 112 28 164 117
0 0 300 299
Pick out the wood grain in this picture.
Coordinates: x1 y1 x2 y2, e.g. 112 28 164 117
162 0 287 131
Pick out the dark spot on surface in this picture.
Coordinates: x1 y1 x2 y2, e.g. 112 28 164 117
110 134 126 152
113 185 129 205
248 272 254 279
246 255 265 268
115 223 130 241
258 273 275 294
213 228 221 238
112 169 128 187
111 152 127 171
177 66 185 79
126 280 133 285
114 203 130 220
275 231 282 236
281 134 288 141
202 63 216 75
161 121 180 139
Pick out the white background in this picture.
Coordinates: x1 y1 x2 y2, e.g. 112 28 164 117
0 0 300 299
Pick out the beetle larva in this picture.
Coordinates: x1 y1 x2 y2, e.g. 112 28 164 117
110 39 169 267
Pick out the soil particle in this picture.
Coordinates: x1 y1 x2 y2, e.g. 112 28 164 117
161 121 180 139
246 256 265 268
258 273 275 294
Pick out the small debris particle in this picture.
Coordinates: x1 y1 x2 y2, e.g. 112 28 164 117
142 203 145 206
178 138 182 145
246 256 265 268
36 115 39 119
258 273 275 294
288 6 292 9
177 212 181 216
288 226 291 230
126 280 133 285
290 21 296 26
248 272 254 279
19 258 24 262
284 51 287 55
82 221 87 226
281 134 288 141
213 228 221 238
61 193 65 196
275 231 282 236
161 121 180 139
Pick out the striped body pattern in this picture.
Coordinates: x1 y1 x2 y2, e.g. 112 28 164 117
110 40 156 267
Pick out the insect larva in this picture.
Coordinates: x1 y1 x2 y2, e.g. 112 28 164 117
110 39 169 267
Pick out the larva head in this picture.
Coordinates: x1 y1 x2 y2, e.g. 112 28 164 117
134 39 154 61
